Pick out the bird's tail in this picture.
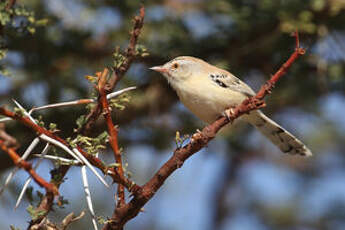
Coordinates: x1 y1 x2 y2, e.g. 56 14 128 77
245 110 312 156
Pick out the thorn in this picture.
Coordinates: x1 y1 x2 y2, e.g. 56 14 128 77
81 166 99 230
223 108 235 123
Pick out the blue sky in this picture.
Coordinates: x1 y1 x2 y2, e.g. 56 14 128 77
1 1 345 230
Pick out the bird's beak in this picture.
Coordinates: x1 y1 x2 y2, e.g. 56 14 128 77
149 66 168 74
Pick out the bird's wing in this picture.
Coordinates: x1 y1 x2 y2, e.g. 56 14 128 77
208 71 255 97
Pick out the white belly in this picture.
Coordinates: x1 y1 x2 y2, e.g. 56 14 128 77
174 78 247 123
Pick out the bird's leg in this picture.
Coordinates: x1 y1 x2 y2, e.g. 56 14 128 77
191 129 203 143
223 107 236 123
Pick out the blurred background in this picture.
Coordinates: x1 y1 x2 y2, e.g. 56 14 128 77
1 0 345 229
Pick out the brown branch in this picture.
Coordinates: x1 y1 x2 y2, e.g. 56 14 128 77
81 6 145 135
0 107 135 190
0 123 19 148
118 6 146 77
0 105 138 228
1 7 146 228
25 7 145 226
0 140 58 195
98 68 126 208
102 31 306 230
33 165 69 220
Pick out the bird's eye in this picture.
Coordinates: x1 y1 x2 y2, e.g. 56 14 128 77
172 63 179 69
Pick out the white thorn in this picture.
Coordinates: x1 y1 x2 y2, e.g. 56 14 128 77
27 86 136 115
14 178 31 210
39 134 82 163
29 100 85 114
81 166 98 230
38 134 108 187
33 154 81 165
0 168 18 195
21 138 40 160
14 144 50 209
0 138 40 196
12 99 36 124
73 148 109 188
106 86 137 100
0 117 12 123
12 99 109 187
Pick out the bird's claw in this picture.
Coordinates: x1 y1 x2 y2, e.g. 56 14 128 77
223 108 235 122
191 129 203 143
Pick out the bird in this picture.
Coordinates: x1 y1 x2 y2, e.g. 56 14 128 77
150 56 312 157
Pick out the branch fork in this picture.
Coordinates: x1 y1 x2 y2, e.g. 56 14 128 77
102 30 306 230
0 4 306 229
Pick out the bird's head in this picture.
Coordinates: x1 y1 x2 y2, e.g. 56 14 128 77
150 56 207 85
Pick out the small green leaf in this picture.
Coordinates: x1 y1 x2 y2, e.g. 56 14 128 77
112 47 127 69
97 216 107 225
107 163 120 168
135 44 150 57
175 131 190 148
14 107 25 116
109 93 131 111
76 115 87 130
49 123 58 132
26 205 47 221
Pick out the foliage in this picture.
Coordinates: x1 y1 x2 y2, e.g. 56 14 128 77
0 0 48 76
0 0 344 230
109 93 131 111
26 205 47 221
68 132 109 155
175 131 190 149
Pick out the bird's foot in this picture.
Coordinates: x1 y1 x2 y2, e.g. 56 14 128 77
223 108 235 123
191 129 204 144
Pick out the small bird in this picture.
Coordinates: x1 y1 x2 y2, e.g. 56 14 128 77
150 56 312 156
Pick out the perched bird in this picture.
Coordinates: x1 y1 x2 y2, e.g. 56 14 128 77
150 56 312 156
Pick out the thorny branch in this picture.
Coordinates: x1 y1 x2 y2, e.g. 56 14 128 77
102 31 306 230
107 5 146 90
98 68 125 208
0 106 134 190
81 5 145 135
21 5 144 228
0 3 305 229
0 140 58 195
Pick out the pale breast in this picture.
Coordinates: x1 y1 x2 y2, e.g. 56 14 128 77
174 77 247 123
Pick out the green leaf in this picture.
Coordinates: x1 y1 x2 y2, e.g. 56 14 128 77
75 115 87 130
26 205 47 221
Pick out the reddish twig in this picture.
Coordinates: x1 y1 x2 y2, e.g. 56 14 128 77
0 140 58 195
256 31 306 100
7 8 145 227
98 68 126 208
0 104 138 228
0 123 19 148
118 5 146 76
0 107 134 190
81 6 145 135
102 31 306 230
